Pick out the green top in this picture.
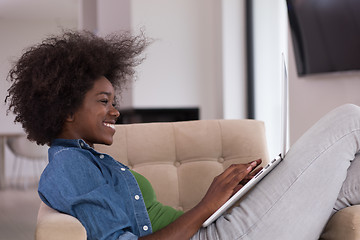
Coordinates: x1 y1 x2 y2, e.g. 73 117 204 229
130 170 184 232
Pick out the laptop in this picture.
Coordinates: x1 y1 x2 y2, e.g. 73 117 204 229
202 54 289 227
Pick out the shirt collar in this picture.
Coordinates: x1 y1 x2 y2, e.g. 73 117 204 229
51 139 92 150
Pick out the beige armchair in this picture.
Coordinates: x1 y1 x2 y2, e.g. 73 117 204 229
35 119 360 240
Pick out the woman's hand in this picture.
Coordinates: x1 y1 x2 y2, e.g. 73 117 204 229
199 159 263 216
140 159 262 240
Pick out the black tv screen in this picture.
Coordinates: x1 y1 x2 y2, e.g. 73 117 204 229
286 0 360 76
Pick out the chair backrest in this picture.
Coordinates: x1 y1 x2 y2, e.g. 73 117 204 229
7 135 48 159
95 119 269 211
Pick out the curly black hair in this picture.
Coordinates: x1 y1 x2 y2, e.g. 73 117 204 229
6 30 149 145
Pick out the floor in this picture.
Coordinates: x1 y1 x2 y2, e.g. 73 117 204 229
0 188 40 240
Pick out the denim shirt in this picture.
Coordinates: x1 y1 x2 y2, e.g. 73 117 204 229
38 139 152 240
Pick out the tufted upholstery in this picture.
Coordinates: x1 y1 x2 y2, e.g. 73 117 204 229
35 119 359 239
94 119 269 212
36 119 268 239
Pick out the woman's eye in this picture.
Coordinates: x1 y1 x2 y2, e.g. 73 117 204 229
100 99 109 104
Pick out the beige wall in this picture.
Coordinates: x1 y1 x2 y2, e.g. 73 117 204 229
288 33 360 144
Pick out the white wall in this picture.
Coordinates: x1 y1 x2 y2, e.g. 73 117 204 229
222 0 247 119
89 0 247 120
130 0 224 120
253 0 288 157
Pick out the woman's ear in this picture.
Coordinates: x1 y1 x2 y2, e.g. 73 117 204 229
65 112 75 122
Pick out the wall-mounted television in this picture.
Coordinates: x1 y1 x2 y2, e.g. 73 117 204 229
286 0 360 76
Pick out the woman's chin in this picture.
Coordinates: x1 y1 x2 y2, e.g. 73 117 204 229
103 137 114 146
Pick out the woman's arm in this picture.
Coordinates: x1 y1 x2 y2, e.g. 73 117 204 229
140 159 262 240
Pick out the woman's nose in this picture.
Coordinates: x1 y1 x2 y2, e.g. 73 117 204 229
110 106 120 119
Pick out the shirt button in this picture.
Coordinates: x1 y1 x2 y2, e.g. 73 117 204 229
99 155 104 159
80 142 84 147
143 225 148 231
120 168 126 171
134 195 140 200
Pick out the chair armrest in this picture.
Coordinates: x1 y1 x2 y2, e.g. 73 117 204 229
320 205 360 240
35 202 86 240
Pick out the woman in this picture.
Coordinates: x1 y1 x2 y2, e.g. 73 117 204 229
6 30 360 239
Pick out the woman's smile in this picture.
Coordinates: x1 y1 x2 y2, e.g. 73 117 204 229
103 122 116 130
58 76 120 147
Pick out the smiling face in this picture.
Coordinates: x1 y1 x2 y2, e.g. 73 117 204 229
58 76 120 147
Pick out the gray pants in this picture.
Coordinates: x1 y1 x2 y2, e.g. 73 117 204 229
192 104 360 239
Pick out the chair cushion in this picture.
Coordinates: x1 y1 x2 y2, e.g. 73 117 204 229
95 119 269 212
320 205 360 240
36 203 86 240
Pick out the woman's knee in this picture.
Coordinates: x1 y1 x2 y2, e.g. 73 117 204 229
335 103 360 117
323 104 360 128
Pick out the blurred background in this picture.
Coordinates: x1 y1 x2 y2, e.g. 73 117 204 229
0 1 77 239
0 0 360 239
